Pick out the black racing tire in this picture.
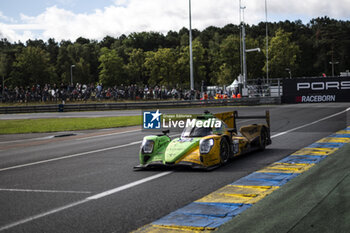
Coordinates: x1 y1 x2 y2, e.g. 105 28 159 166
259 127 268 151
220 138 230 164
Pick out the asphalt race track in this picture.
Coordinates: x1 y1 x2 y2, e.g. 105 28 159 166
0 103 349 233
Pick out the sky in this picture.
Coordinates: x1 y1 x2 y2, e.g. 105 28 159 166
0 0 349 43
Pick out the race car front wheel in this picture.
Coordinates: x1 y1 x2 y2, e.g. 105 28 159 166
220 138 229 164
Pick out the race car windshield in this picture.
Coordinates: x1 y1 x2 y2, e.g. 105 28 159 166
181 126 213 138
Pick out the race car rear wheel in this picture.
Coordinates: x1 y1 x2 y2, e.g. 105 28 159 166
220 138 230 164
259 128 268 150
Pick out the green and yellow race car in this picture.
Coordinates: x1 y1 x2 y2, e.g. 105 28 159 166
134 110 271 170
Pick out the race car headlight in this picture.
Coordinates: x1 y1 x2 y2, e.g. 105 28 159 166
141 139 154 154
200 139 214 154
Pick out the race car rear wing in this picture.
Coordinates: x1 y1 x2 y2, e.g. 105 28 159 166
215 110 270 132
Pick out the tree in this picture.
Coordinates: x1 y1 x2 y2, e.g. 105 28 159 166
1 18 350 89
75 57 92 85
310 17 350 76
177 39 206 87
46 38 59 66
217 63 233 85
215 35 240 85
123 32 166 51
144 48 179 86
125 48 146 84
1 39 24 87
263 28 300 78
98 47 125 86
207 32 222 84
165 31 180 48
75 37 90 45
61 42 99 84
199 26 221 48
245 37 265 80
56 41 74 84
26 39 45 50
10 46 56 86
100 36 117 49
0 53 7 91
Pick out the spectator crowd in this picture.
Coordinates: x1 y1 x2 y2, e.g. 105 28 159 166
0 83 203 103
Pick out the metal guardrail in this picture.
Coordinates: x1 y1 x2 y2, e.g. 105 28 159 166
0 97 281 114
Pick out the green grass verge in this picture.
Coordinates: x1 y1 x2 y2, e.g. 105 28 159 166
0 116 141 134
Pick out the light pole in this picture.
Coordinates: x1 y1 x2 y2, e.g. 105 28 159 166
239 0 243 75
246 48 261 53
189 0 194 91
265 0 269 84
70 65 75 85
329 61 339 77
240 4 247 93
2 75 4 101
240 5 261 97
285 68 292 79
242 23 247 90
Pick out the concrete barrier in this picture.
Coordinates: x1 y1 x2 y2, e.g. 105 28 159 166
0 97 281 114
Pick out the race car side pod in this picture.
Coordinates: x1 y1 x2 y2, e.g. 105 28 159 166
234 110 271 145
162 130 170 135
157 130 170 137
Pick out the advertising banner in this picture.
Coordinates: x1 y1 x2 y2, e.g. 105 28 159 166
282 77 350 103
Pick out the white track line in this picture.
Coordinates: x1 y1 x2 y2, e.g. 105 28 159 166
0 141 141 172
0 172 172 232
87 172 172 200
75 129 141 141
0 134 181 172
0 129 141 144
271 107 350 138
0 199 90 232
0 109 349 231
0 136 54 145
0 188 92 194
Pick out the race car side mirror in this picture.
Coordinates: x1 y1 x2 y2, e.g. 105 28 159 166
162 130 170 135
228 128 237 136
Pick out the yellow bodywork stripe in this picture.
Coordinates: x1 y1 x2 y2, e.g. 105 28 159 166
291 147 338 156
195 185 278 204
179 148 201 165
257 163 314 174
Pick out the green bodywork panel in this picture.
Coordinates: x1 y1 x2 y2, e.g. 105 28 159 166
164 138 200 163
139 116 221 165
139 135 171 165
139 136 200 165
